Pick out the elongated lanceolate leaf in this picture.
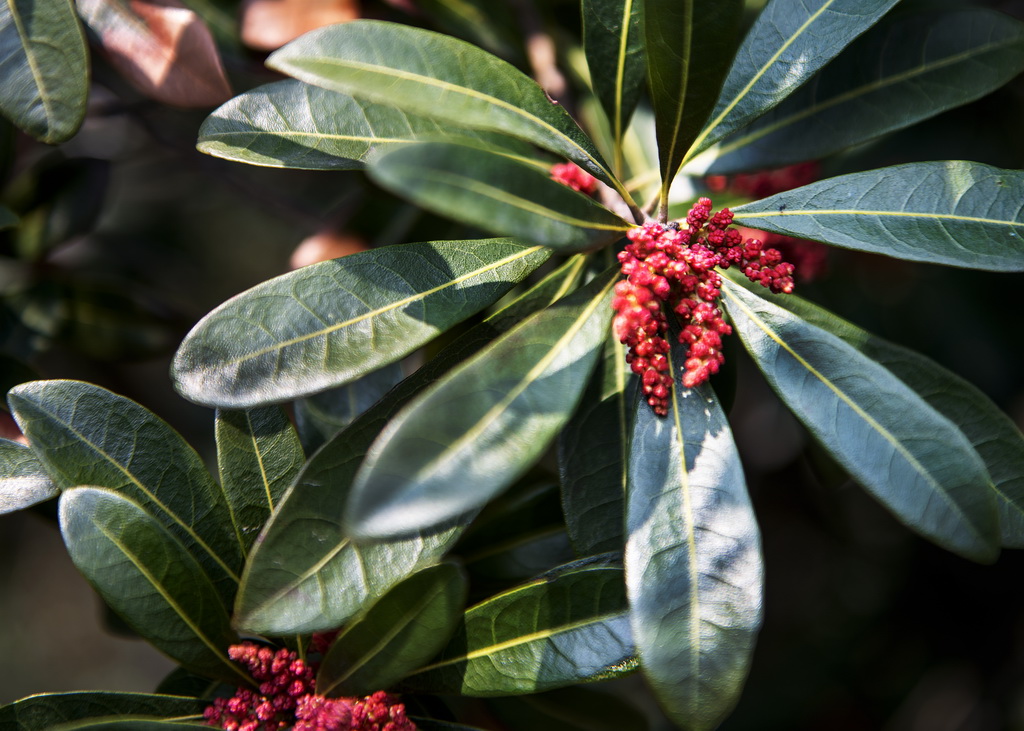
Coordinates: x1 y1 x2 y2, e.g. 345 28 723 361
644 0 742 206
59 488 245 683
704 8 1024 175
266 21 626 198
8 380 243 600
743 282 1024 549
627 378 761 730
172 239 550 409
684 0 900 164
402 565 635 695
0 692 205 731
234 258 585 636
197 80 526 170
559 334 633 556
215 406 304 554
369 143 629 251
317 563 467 697
0 437 57 513
583 0 645 164
731 162 1024 271
721 280 999 562
347 269 618 540
0 0 88 143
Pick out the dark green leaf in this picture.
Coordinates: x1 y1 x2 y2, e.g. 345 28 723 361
720 279 999 561
197 80 525 170
559 334 633 556
233 257 585 636
627 377 761 730
415 0 523 61
155 667 223 698
488 686 648 731
411 720 489 731
0 0 88 143
293 362 404 454
8 380 243 600
59 488 245 683
402 565 635 695
746 283 1024 549
368 143 629 251
347 269 618 539
684 0 900 164
705 8 1024 174
172 239 550 409
40 722 206 730
731 162 1024 271
0 693 205 731
644 0 742 208
0 437 57 513
583 0 645 168
317 563 467 696
266 20 633 203
215 406 304 554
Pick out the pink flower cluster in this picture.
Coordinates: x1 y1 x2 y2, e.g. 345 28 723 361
613 198 795 416
550 162 598 195
204 642 416 731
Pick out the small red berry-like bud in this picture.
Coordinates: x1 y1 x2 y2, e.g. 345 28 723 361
549 162 598 195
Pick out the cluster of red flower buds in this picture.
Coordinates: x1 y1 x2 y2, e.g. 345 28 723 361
613 198 795 416
204 642 416 731
550 162 598 196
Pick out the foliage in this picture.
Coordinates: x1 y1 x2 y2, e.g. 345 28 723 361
2 0 1024 729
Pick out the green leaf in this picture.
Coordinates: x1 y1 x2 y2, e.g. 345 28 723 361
0 693 206 731
233 257 586 636
293 362 404 454
582 0 645 168
626 378 761 730
172 239 550 409
559 334 633 556
0 205 17 229
644 0 742 208
266 20 631 202
59 488 245 683
215 406 304 554
731 162 1024 271
705 7 1024 175
369 143 629 251
0 437 57 513
488 687 649 731
746 283 1024 550
720 279 999 562
317 563 468 697
8 380 243 600
402 564 636 695
197 80 526 170
347 268 618 540
0 0 88 143
684 0 900 164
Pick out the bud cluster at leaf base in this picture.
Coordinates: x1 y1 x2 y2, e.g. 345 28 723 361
613 198 796 416
550 161 598 195
204 642 417 731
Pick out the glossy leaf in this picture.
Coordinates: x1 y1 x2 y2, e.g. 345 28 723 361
215 406 304 554
583 0 645 164
644 0 742 206
172 239 550 409
684 0 900 163
266 20 626 197
347 269 618 540
233 257 585 636
197 80 526 170
559 334 633 556
402 564 635 695
627 377 761 730
0 437 57 513
731 162 1024 271
0 0 88 143
317 563 467 696
8 380 243 599
747 283 1024 549
721 280 999 562
704 8 1024 175
59 488 245 683
0 692 206 731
